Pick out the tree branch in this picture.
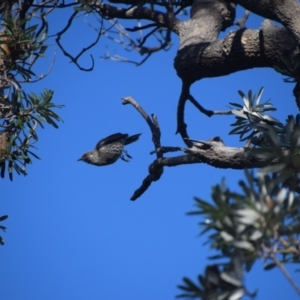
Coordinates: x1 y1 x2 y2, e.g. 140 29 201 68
231 0 300 45
176 81 191 147
188 94 232 117
55 9 98 71
261 243 300 296
92 1 180 34
122 97 285 200
174 20 297 83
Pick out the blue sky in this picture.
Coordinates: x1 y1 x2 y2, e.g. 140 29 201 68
1 5 299 300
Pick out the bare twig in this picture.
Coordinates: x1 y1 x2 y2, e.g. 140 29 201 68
177 84 232 147
126 23 157 32
150 146 182 154
121 97 283 200
55 9 99 71
262 243 300 296
188 94 232 117
20 49 56 84
121 96 164 199
272 254 300 295
92 1 180 34
102 52 151 66
101 19 171 65
140 28 172 55
122 96 162 157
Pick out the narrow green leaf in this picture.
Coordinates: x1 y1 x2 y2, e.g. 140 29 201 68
8 160 13 181
229 288 245 300
0 215 8 222
233 240 255 251
27 150 41 160
220 271 242 287
231 109 248 119
264 263 276 270
229 102 243 108
0 161 5 178
255 87 264 106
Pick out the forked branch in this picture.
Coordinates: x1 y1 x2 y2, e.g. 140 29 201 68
122 97 282 201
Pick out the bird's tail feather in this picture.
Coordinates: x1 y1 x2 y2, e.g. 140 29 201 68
124 133 142 145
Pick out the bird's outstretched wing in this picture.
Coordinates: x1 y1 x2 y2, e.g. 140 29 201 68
95 133 128 149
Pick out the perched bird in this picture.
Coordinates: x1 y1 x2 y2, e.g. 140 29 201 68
78 133 141 166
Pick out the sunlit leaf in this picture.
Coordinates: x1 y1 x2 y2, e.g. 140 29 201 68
233 240 255 251
229 288 245 300
220 271 242 287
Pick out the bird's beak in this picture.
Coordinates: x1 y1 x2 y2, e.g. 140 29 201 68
77 158 82 162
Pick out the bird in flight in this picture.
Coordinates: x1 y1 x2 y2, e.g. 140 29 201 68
78 133 141 166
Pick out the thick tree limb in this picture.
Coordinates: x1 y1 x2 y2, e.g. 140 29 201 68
174 20 297 83
93 1 180 34
231 0 300 45
130 139 281 200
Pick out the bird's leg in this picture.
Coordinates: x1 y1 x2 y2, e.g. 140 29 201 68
123 149 132 159
120 154 130 162
120 149 132 162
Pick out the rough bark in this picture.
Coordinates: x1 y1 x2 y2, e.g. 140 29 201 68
174 20 297 83
231 0 300 45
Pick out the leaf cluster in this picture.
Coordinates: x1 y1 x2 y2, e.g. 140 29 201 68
178 172 300 299
229 87 282 144
0 88 63 180
0 17 47 80
0 11 64 180
230 88 300 193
